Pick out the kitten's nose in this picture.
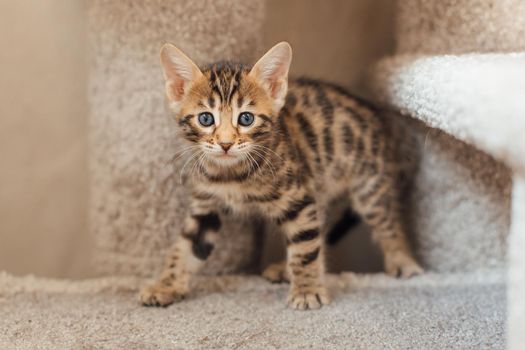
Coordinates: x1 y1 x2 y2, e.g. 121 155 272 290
219 142 234 152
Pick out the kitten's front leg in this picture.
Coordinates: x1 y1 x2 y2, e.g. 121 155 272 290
277 196 330 310
140 200 220 307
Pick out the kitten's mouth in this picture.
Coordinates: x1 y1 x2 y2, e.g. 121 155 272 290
217 153 235 158
208 152 241 165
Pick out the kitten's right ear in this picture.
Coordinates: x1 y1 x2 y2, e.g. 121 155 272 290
160 44 203 106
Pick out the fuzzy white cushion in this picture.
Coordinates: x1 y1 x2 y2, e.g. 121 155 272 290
373 53 525 175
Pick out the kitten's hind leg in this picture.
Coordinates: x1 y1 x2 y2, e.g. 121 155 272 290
351 176 423 278
262 260 290 283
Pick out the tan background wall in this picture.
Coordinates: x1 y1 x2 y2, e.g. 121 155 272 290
0 0 91 278
265 0 395 90
0 0 394 278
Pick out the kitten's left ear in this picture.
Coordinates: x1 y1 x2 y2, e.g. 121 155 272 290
249 42 292 112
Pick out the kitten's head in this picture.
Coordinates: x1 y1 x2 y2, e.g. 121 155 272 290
160 42 292 168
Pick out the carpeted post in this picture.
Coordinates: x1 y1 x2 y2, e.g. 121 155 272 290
87 1 266 277
396 0 525 55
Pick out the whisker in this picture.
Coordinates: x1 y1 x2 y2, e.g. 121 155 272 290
170 145 201 159
199 153 209 175
166 145 202 167
189 152 206 179
179 150 203 184
250 146 278 173
244 152 257 177
245 151 261 175
249 148 277 180
251 144 283 162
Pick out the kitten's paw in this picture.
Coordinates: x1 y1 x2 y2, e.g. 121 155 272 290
262 261 289 283
139 282 186 307
384 251 424 278
287 287 330 310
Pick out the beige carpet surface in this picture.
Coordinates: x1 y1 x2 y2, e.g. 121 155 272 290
0 271 504 350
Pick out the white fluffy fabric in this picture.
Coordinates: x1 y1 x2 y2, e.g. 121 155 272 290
373 53 525 175
0 271 505 349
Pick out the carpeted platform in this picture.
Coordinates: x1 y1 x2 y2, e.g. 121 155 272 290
0 271 505 349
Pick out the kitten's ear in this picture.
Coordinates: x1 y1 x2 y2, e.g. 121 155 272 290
160 43 203 105
249 42 292 111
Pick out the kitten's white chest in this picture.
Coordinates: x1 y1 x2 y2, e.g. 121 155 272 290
206 183 249 211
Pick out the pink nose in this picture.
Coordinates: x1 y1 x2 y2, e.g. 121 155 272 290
219 142 233 152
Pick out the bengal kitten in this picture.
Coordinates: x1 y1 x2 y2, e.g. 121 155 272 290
140 42 423 310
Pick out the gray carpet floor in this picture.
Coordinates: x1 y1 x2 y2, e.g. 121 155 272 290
0 270 505 349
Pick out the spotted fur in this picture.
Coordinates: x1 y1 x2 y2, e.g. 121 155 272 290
140 42 423 310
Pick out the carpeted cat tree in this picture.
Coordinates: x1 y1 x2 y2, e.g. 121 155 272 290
0 1 523 349
372 1 525 348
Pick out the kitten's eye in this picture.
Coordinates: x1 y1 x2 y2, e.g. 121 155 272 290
238 112 255 127
198 112 215 127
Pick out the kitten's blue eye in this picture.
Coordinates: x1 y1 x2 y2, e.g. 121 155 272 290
238 112 254 127
198 112 215 127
